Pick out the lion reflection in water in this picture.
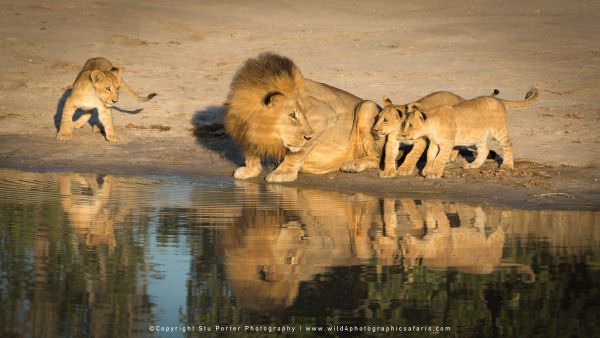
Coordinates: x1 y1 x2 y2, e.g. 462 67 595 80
217 183 534 312
218 183 380 312
58 173 136 252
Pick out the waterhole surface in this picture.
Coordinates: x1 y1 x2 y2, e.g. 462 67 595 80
0 169 598 337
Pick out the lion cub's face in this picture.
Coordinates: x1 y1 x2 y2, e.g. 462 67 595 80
269 94 314 153
373 103 407 138
401 110 427 140
90 68 120 107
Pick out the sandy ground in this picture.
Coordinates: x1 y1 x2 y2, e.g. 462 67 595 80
0 0 599 209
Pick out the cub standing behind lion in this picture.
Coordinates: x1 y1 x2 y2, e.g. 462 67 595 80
56 57 157 143
372 90 499 178
399 88 539 178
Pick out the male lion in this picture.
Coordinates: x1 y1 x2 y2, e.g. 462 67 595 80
56 57 157 143
224 53 384 182
400 88 539 178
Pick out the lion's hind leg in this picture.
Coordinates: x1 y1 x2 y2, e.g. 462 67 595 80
464 141 489 169
340 100 384 173
56 98 77 141
341 157 380 173
491 126 514 169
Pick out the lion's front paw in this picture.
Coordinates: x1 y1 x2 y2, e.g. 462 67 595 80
56 132 72 141
379 167 396 178
425 169 444 179
233 166 261 179
265 169 298 182
463 162 483 169
421 165 433 177
396 163 415 176
107 134 123 143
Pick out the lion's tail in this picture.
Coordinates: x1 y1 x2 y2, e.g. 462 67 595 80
120 79 157 102
496 88 539 108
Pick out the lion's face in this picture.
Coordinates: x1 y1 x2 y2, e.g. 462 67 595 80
400 111 427 140
90 69 120 107
373 104 406 138
271 96 314 153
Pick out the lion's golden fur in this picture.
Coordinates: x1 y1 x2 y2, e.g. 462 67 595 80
373 92 465 177
225 53 305 160
56 57 156 142
217 183 396 312
401 88 539 178
224 53 383 182
374 91 464 138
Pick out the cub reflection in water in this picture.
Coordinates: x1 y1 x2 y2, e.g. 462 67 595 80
58 173 135 251
395 199 534 281
217 183 534 313
29 173 147 336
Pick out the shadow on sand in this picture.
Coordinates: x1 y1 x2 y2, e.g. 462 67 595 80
54 88 72 131
394 145 501 172
191 105 242 165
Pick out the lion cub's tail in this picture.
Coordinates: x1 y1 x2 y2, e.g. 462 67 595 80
120 79 157 102
496 88 539 108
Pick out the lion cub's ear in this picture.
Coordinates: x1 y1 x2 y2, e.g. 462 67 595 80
382 96 393 107
90 70 106 85
263 91 285 108
395 107 406 119
110 66 122 79
406 103 424 113
415 110 428 121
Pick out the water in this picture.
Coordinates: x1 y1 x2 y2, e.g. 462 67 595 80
0 168 598 337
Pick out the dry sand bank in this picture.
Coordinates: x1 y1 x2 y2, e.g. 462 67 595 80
0 0 599 208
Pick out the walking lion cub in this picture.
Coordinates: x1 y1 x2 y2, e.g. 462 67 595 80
56 57 157 143
373 90 501 177
399 88 538 178
373 91 465 177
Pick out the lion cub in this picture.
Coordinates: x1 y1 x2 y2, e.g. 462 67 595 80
56 57 157 143
373 91 465 177
400 88 539 178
